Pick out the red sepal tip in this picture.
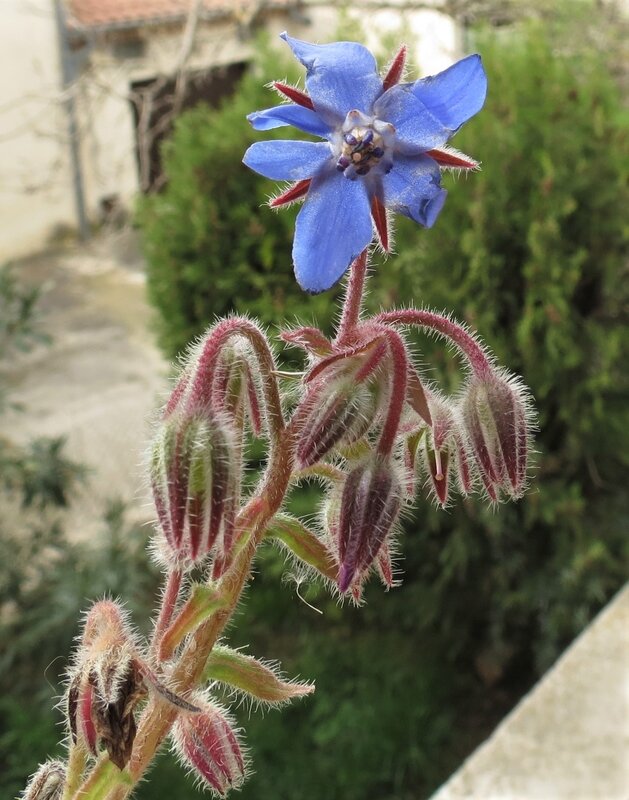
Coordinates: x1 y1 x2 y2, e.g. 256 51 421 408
383 45 407 92
270 179 311 208
273 81 314 110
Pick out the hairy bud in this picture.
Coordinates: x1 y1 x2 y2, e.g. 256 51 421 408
297 381 378 467
461 370 533 500
173 700 247 796
210 340 265 436
22 760 65 800
150 410 238 566
68 600 198 769
421 393 473 506
336 456 401 593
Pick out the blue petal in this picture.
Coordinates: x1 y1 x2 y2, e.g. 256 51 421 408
293 168 372 293
374 85 449 153
247 105 331 138
383 154 447 227
280 32 383 124
243 140 331 181
409 55 487 132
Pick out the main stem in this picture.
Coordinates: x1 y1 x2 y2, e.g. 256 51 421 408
98 421 298 800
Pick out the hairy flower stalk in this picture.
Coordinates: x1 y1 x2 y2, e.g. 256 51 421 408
26 33 536 800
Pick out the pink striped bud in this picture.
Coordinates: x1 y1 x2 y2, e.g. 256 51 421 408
173 700 247 797
22 760 65 800
461 370 533 500
210 341 264 436
336 456 401 593
150 410 238 566
297 381 379 468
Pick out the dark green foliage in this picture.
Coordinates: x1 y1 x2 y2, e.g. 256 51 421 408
378 14 628 675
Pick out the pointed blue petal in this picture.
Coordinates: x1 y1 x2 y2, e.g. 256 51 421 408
280 32 383 123
410 55 487 132
247 105 331 138
293 168 372 293
243 140 331 181
383 154 447 227
374 85 449 153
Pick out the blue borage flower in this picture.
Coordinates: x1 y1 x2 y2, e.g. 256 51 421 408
243 33 487 294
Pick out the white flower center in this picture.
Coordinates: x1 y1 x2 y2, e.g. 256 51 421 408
335 110 395 180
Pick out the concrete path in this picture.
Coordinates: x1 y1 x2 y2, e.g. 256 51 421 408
0 231 170 535
431 583 629 800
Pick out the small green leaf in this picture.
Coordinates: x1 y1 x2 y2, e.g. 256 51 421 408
203 645 314 704
264 514 337 581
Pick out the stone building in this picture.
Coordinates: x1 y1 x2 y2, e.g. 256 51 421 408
0 0 458 260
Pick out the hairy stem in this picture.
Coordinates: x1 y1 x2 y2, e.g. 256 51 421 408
376 309 492 377
80 414 299 800
150 568 182 661
336 251 369 346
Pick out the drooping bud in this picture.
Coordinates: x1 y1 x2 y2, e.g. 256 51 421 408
210 339 265 436
420 392 476 506
296 339 387 468
173 699 247 797
22 760 65 800
150 409 238 567
461 370 533 500
297 381 379 468
336 456 401 593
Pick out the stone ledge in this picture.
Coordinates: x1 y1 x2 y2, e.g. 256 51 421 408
431 583 629 800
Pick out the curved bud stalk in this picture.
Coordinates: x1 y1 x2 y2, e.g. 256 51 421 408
150 410 239 568
172 699 247 797
22 760 65 800
203 645 314 706
335 456 402 594
461 369 534 500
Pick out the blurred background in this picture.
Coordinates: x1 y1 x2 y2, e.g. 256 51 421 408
0 1 627 798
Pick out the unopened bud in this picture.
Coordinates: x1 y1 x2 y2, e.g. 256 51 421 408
211 340 264 436
461 370 533 500
297 381 378 468
151 411 238 566
336 456 401 593
22 760 65 800
173 700 247 796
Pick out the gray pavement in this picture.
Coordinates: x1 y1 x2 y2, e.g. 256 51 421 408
0 231 170 535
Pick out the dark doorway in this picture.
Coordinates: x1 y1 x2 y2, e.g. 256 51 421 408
130 61 248 191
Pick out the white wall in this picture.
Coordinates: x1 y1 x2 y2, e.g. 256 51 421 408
0 0 75 260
